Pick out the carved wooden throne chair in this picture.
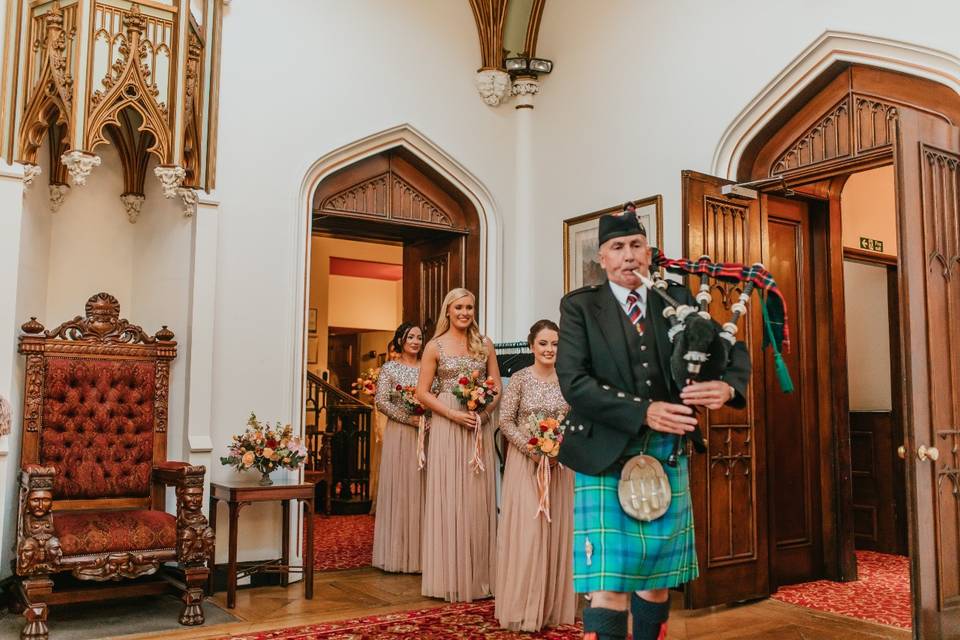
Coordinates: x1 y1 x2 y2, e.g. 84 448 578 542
13 293 213 640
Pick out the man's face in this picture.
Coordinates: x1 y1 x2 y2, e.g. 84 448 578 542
27 491 52 518
599 233 651 289
182 487 203 511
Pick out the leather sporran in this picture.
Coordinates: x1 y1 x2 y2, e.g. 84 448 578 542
618 454 672 522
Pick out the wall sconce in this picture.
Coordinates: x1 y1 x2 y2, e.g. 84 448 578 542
504 56 553 76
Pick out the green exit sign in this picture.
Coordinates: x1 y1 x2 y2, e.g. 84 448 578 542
859 236 884 253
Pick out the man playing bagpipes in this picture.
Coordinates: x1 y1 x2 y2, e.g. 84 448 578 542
557 203 790 640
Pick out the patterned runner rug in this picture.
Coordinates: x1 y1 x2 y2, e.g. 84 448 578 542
771 550 911 629
309 514 375 571
211 601 581 639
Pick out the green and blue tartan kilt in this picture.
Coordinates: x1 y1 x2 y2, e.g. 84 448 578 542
572 432 698 593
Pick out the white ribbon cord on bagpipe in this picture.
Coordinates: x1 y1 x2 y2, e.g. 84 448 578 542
633 261 759 467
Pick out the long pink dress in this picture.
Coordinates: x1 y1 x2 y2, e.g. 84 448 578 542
372 360 424 573
495 367 575 631
420 340 498 601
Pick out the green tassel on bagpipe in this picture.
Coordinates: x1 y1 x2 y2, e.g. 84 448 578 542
773 351 794 394
761 293 794 393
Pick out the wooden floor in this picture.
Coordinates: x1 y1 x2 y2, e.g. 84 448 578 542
122 567 910 640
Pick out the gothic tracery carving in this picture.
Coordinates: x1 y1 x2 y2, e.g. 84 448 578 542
86 5 171 164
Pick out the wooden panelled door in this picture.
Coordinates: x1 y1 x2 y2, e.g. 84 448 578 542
763 195 824 589
895 107 960 638
402 233 466 339
682 171 769 607
683 173 825 607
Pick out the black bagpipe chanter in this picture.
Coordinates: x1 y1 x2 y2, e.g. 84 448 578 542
635 249 794 466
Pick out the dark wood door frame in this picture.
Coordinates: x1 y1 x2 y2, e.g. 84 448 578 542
734 63 960 635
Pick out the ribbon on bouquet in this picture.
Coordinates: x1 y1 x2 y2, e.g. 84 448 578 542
468 413 485 474
373 406 385 443
534 455 552 522
417 415 428 471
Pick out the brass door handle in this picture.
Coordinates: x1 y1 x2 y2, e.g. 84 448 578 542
897 445 906 460
917 445 940 462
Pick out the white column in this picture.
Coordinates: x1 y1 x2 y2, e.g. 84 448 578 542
0 162 26 580
511 76 540 338
183 193 219 517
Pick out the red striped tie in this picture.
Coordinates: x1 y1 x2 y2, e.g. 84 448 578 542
626 290 645 336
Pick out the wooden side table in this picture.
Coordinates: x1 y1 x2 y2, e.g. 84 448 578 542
208 479 315 609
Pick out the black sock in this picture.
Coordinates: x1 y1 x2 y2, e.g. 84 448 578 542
582 606 628 640
631 593 670 640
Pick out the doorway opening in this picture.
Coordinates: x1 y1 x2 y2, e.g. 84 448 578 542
764 165 913 629
301 145 482 571
839 166 908 559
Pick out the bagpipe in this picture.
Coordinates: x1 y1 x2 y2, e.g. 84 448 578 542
635 249 794 466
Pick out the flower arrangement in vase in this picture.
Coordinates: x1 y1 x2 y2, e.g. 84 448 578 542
220 413 308 485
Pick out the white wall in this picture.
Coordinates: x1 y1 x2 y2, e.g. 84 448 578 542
841 166 898 255
209 0 516 561
843 260 892 411
530 0 960 319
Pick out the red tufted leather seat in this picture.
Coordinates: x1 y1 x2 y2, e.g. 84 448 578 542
41 357 156 500
54 510 177 556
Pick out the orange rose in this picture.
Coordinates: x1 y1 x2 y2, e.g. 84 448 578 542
471 369 480 379
467 400 477 410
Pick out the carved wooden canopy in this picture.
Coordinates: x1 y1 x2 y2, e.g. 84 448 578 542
2 1 224 219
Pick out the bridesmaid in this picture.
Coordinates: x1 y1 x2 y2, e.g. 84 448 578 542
495 319 575 631
416 288 501 602
372 323 425 573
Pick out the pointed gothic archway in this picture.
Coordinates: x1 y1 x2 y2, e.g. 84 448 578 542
287 125 501 445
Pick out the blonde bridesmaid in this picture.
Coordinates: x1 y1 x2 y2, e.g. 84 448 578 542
495 319 575 631
372 323 425 573
416 288 501 602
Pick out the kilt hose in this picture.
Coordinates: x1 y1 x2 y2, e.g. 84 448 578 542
572 431 698 593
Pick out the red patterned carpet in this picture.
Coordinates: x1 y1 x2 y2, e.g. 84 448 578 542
772 550 911 629
214 601 581 639
309 514 374 572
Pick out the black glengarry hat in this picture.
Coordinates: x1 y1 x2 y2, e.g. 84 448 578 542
598 201 647 246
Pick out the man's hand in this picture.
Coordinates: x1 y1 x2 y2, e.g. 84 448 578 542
681 380 735 411
646 401 698 436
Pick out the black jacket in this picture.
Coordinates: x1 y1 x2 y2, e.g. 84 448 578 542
556 279 751 475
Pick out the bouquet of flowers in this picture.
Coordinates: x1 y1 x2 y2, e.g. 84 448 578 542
391 384 426 416
525 414 565 458
351 367 380 398
220 413 308 484
524 413 567 521
452 369 498 412
450 370 498 474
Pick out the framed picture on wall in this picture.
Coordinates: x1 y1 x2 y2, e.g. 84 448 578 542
562 195 663 293
308 308 318 334
307 337 319 364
